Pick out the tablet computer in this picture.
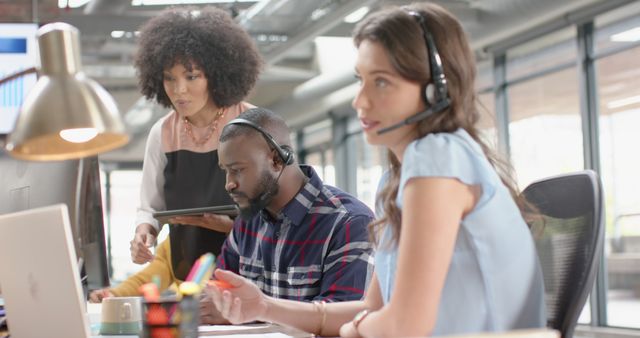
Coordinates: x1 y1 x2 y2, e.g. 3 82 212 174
153 204 238 224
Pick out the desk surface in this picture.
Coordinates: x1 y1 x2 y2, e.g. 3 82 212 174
449 329 559 338
88 303 558 338
87 303 311 338
91 323 310 338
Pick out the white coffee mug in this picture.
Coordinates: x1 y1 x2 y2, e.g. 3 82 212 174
99 296 143 335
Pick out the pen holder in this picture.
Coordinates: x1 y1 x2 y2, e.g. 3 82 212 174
140 294 199 338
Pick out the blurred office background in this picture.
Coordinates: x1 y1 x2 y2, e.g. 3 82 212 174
1 0 639 336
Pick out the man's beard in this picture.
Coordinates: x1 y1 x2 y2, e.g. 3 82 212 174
237 169 280 221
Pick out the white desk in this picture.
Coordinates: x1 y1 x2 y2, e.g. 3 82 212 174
448 329 559 338
87 303 559 338
87 302 310 338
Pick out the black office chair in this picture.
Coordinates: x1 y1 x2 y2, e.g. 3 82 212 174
521 170 604 338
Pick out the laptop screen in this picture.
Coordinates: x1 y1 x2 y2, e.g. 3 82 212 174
0 23 38 137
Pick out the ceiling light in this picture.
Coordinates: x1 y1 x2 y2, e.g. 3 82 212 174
344 6 369 24
610 27 640 42
607 95 640 109
311 8 329 21
131 0 256 5
58 0 91 8
111 31 125 39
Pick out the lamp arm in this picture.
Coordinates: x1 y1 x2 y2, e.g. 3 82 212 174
0 67 37 86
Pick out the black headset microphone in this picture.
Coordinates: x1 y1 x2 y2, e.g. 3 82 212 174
377 9 450 135
376 99 450 135
256 163 287 204
252 180 277 212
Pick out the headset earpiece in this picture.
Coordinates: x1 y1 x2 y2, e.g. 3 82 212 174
406 9 449 108
425 83 436 105
280 145 294 166
272 148 292 167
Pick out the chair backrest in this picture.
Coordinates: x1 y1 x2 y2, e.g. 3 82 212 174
521 170 604 338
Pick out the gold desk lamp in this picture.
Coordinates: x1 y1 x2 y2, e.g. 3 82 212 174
0 22 129 161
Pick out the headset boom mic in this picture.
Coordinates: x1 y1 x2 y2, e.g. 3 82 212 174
376 98 450 135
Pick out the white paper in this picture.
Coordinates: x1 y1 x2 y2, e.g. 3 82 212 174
198 323 271 332
86 302 102 315
198 324 295 337
200 333 292 338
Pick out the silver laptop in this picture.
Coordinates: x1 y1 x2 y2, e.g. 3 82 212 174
0 204 90 338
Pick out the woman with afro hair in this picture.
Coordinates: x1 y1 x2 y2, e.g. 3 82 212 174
129 6 262 284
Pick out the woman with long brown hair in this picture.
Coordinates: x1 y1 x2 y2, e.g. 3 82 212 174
204 3 546 337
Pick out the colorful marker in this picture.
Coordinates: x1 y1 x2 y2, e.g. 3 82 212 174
208 279 233 289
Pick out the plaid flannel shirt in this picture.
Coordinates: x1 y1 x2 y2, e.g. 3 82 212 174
218 165 374 302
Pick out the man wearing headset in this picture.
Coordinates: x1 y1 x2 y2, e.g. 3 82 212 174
200 107 375 324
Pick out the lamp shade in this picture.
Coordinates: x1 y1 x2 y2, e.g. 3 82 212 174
5 22 129 161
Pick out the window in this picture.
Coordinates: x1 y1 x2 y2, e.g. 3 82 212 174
353 132 386 211
476 58 498 151
477 92 497 151
102 169 168 283
508 67 583 189
476 58 493 91
305 149 336 186
301 119 331 149
506 27 576 81
595 1 640 55
298 118 335 186
593 3 640 327
596 42 640 330
103 170 142 281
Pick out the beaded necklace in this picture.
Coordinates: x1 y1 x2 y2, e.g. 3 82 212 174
183 108 226 146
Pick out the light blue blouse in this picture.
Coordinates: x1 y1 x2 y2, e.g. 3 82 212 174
374 128 546 336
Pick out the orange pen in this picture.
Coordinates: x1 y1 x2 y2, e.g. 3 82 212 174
208 279 233 289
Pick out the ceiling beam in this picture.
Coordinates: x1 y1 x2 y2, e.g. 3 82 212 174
263 0 377 65
83 0 131 15
55 13 151 34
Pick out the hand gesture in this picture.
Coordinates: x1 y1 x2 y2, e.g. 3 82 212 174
88 288 113 303
170 213 234 234
199 291 228 324
205 269 268 324
130 223 157 264
339 320 362 338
